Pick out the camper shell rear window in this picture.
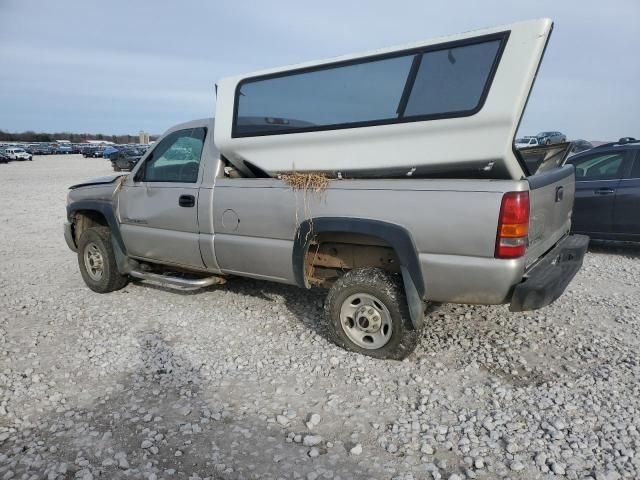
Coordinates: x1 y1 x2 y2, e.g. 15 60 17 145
233 31 509 138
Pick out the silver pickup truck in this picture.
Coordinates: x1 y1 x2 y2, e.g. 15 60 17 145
64 19 588 359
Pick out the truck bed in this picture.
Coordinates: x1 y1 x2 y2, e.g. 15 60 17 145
201 171 570 305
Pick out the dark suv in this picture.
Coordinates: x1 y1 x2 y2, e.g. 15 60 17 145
564 138 640 242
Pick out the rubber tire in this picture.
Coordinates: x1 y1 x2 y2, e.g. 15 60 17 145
77 226 129 293
324 267 419 360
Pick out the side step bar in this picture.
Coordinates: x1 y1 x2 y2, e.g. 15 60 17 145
129 270 226 288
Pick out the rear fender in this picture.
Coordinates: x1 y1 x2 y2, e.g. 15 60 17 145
292 217 425 329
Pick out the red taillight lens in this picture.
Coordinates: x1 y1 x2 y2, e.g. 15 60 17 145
495 191 529 259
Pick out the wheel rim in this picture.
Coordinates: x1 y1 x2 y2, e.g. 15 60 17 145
339 293 393 349
83 242 104 281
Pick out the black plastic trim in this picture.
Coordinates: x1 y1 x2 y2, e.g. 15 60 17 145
396 54 422 117
510 234 588 312
66 200 126 254
291 217 425 298
232 31 510 138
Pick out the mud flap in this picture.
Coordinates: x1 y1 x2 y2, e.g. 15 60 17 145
401 266 424 330
112 234 136 275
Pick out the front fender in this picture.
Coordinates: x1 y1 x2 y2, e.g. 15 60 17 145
66 199 127 255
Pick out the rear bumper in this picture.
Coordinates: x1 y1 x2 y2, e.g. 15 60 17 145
509 234 589 312
64 222 77 252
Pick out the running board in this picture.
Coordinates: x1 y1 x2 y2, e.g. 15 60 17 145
129 270 226 288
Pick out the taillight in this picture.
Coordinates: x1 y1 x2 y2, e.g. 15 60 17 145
495 191 529 259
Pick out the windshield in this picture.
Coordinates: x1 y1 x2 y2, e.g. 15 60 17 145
15 149 25 153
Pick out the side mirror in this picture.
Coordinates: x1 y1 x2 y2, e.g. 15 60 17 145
133 155 149 182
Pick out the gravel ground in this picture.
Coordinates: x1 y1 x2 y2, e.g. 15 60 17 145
1 154 639 480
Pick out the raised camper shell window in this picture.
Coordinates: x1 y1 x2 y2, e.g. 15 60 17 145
232 32 509 138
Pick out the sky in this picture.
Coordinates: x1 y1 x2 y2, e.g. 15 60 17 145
0 0 638 140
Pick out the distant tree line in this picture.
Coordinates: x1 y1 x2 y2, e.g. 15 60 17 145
0 129 158 144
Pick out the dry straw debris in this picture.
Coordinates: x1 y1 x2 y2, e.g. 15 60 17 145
281 172 330 192
281 172 332 246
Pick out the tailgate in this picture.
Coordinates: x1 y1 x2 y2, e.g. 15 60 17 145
525 164 575 268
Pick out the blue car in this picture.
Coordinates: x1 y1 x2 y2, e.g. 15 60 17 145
102 146 120 159
56 145 73 154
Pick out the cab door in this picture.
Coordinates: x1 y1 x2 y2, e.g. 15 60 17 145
117 127 207 268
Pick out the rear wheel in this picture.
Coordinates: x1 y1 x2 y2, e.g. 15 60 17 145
324 268 418 360
77 226 129 293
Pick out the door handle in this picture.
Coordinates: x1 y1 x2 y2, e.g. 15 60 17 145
594 188 615 195
179 194 195 207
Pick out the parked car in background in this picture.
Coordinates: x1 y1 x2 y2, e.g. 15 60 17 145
5 147 32 161
56 145 73 154
102 146 120 160
536 131 566 145
0 151 10 163
564 138 640 242
515 136 539 149
81 146 93 157
110 148 143 171
82 146 101 157
27 144 42 155
568 139 593 156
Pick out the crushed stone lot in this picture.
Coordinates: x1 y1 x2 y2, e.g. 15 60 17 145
1 154 639 480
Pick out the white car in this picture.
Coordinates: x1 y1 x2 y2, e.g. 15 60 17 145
5 147 32 161
515 136 539 149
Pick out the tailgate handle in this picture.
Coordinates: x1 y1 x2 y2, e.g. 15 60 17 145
179 194 195 207
594 188 615 195
555 186 564 202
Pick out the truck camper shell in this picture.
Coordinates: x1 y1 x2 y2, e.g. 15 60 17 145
214 18 553 179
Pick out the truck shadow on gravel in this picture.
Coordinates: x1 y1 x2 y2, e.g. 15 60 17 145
132 276 330 337
132 278 560 389
1 332 379 479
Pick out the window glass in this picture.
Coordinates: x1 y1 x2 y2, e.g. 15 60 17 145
627 154 640 179
234 37 503 136
404 40 500 116
141 128 206 183
569 152 625 180
236 56 413 135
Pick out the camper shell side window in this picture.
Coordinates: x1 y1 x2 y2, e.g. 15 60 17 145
232 32 509 138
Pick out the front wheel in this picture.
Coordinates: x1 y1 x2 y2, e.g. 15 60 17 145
324 268 419 360
77 226 129 293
